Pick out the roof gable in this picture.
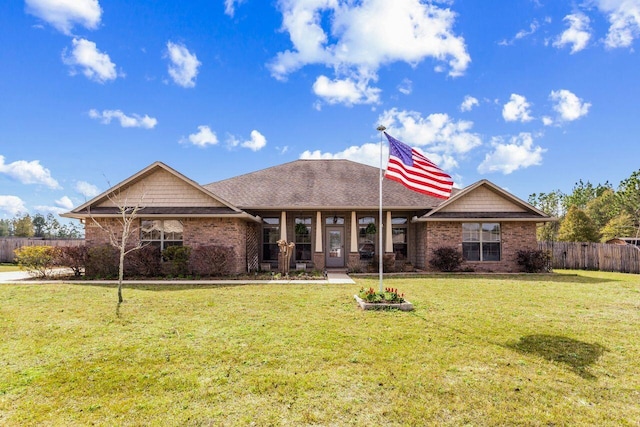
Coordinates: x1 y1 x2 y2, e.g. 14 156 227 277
68 162 243 215
418 179 552 221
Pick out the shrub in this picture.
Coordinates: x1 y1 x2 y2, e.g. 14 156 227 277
189 245 235 277
429 246 464 272
124 245 161 277
85 245 119 279
57 246 89 277
162 245 191 276
13 245 61 278
516 249 551 273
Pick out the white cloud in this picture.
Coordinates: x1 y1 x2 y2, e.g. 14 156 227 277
227 130 268 151
300 143 384 168
0 195 28 217
378 108 482 166
398 78 413 95
553 13 591 53
478 133 546 174
596 0 640 48
549 89 591 122
542 116 554 126
88 109 157 129
502 94 534 122
55 196 74 210
242 130 267 151
62 38 119 83
312 74 381 106
75 181 100 198
25 0 101 35
224 0 246 17
269 0 469 105
166 41 201 88
460 95 479 112
0 156 61 189
33 205 67 215
182 125 218 147
499 20 540 45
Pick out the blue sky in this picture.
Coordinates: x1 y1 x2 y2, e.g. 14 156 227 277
1 0 640 219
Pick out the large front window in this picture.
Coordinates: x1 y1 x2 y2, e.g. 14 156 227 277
462 223 501 261
140 220 183 250
294 217 312 261
358 216 376 260
262 217 280 261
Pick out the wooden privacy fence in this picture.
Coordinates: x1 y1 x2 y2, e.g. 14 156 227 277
0 238 85 263
539 241 640 274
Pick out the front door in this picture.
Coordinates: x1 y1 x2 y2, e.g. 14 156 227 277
325 226 344 268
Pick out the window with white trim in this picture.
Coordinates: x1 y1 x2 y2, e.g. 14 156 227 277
140 220 183 250
462 223 501 261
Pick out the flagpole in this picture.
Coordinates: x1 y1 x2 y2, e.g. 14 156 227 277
376 125 386 293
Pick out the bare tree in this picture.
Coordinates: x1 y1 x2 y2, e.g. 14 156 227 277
88 190 147 303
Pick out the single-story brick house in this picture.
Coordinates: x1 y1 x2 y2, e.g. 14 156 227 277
62 160 554 273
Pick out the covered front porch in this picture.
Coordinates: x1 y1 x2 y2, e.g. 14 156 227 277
257 210 419 272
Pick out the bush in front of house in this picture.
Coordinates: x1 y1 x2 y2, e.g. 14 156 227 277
162 245 191 277
85 245 119 279
13 245 61 278
516 249 551 273
57 246 89 277
429 246 464 272
124 245 161 277
189 245 235 277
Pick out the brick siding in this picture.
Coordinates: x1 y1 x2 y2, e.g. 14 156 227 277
423 221 538 273
85 217 249 274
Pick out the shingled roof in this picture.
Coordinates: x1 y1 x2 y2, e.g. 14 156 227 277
204 159 452 210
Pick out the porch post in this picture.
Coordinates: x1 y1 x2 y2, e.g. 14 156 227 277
280 211 287 241
350 211 358 252
315 211 322 252
385 211 393 253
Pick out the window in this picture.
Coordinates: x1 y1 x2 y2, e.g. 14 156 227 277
358 216 376 260
325 216 344 225
392 217 408 260
140 220 183 250
462 223 501 261
294 217 312 261
262 217 280 261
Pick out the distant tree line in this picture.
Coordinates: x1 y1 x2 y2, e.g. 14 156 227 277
529 169 640 243
0 213 83 239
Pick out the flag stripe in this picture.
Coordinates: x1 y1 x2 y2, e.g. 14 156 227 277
387 158 452 188
384 132 453 199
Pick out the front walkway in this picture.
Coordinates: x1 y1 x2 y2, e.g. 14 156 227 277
0 270 355 285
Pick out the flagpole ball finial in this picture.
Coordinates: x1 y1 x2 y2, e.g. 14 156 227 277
376 125 386 132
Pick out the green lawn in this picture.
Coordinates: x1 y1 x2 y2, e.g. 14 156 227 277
0 263 20 272
1 270 639 426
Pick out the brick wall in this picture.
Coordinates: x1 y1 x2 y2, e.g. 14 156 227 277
183 218 247 274
84 219 141 247
423 221 538 273
86 217 249 274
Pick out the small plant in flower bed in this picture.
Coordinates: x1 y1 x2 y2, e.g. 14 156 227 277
358 287 406 303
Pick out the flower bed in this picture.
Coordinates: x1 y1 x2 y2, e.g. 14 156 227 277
354 287 414 311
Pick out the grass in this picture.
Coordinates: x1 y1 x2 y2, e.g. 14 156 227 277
1 270 639 426
0 263 20 272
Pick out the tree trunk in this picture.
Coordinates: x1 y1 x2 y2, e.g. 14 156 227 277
118 245 125 303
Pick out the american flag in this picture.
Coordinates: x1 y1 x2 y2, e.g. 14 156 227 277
384 132 453 199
